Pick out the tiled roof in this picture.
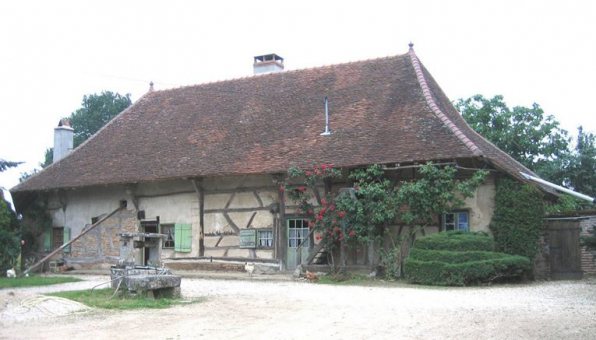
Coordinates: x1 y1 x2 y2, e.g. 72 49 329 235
12 48 535 193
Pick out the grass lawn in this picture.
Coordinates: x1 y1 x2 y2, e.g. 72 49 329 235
0 276 82 289
48 288 204 310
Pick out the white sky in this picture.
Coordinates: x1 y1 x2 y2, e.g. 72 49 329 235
1 0 595 202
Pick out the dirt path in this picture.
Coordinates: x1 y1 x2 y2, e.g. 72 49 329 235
1 276 596 339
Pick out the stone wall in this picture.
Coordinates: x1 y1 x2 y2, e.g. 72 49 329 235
68 209 137 269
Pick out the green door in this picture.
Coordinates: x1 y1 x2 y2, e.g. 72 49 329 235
286 218 310 270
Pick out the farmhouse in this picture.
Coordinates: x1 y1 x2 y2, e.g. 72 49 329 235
11 45 544 272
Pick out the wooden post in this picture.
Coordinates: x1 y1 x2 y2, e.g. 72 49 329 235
191 179 205 257
275 176 287 270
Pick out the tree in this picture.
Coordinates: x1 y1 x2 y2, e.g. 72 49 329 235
566 126 596 198
69 91 132 147
0 160 20 271
455 95 569 179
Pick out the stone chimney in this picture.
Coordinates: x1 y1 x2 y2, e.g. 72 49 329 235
53 118 74 163
253 54 284 75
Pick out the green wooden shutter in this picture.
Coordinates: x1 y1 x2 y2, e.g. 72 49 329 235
63 227 71 253
174 223 192 252
43 231 51 252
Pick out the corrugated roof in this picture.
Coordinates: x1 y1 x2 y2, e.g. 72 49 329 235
12 48 535 193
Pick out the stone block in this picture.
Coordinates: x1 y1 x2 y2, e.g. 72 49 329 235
124 275 181 292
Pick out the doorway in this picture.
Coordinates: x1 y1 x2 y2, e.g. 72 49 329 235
141 221 158 266
286 218 310 270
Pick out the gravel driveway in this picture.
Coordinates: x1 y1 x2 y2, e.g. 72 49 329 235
1 275 596 339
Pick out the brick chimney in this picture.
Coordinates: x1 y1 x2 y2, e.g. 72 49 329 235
53 118 74 163
253 54 284 75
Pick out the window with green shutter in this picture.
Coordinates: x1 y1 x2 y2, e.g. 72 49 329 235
174 223 192 252
63 227 71 253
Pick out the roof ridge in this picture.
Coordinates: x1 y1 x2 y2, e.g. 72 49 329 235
151 54 406 94
407 48 483 157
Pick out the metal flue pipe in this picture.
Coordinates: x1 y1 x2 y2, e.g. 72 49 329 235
22 202 127 276
520 172 595 204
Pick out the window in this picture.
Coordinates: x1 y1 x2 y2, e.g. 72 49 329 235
288 219 310 248
161 224 175 249
442 212 469 231
258 229 273 248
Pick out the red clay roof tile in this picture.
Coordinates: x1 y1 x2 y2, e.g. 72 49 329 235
12 51 533 193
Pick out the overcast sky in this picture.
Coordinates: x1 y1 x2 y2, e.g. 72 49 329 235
1 0 595 202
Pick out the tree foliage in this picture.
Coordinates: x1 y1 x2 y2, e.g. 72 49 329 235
455 94 569 178
0 159 21 173
1 161 21 271
566 127 596 198
69 91 132 147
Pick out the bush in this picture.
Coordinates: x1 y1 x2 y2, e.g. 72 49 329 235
404 231 531 286
413 230 494 252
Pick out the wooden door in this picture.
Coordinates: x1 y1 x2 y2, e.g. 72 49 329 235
286 219 310 270
548 220 583 280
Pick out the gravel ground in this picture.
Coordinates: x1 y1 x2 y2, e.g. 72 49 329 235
1 275 596 339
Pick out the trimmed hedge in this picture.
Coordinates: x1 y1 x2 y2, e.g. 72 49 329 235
413 230 494 252
404 231 531 286
409 248 513 264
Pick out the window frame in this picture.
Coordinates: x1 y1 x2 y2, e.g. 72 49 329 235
160 223 175 249
287 218 310 249
256 228 274 249
441 211 470 232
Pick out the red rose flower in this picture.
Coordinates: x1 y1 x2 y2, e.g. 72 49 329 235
305 171 312 176
337 211 346 218
319 208 326 215
349 230 355 236
298 186 306 191
334 227 340 233
317 215 323 221
321 164 327 169
329 205 335 211
354 186 359 191
321 199 327 206
308 209 313 215
279 186 285 192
